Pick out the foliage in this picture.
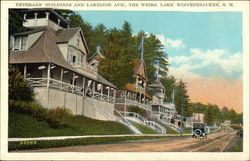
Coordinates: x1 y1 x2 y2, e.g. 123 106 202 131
9 9 29 35
9 135 171 151
9 100 132 137
9 67 34 102
161 76 176 102
174 80 190 116
99 25 135 87
128 106 146 118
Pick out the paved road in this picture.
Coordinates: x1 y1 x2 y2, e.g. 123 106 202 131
21 128 236 152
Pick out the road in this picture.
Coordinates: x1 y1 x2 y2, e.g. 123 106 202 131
21 128 236 152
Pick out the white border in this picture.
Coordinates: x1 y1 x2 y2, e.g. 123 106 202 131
1 1 249 160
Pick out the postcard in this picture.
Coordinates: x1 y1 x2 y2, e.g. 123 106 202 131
1 0 249 160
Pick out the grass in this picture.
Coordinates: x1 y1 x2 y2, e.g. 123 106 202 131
159 124 179 134
129 121 157 134
9 100 133 138
9 135 172 151
225 137 243 152
182 128 192 134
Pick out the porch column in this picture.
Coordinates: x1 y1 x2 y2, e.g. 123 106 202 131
107 87 110 102
23 64 27 79
47 63 51 108
60 68 63 90
101 84 103 100
72 73 75 93
92 81 95 98
124 91 126 117
113 89 116 103
82 77 85 96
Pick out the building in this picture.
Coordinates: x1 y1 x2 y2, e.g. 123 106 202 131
9 9 117 121
115 59 153 119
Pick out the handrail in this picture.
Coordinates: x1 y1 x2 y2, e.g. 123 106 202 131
85 97 116 121
114 110 142 134
121 111 166 134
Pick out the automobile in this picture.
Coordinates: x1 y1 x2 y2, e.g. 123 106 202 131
192 122 208 138
237 129 243 137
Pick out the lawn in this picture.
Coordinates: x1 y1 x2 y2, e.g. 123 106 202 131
225 137 243 152
9 111 132 138
128 121 157 134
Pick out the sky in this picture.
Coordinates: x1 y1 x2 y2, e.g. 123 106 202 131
77 11 243 113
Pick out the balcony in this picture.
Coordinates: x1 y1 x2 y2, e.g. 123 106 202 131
115 98 152 111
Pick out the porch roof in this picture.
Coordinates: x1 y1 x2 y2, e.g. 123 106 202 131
10 28 116 89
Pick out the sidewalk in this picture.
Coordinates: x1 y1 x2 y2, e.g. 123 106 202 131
9 134 191 142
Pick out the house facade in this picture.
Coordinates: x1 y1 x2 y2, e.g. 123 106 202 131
9 9 117 121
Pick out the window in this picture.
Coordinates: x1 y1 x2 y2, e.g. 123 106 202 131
14 36 27 51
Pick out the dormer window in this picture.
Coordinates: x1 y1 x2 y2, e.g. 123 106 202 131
14 36 27 51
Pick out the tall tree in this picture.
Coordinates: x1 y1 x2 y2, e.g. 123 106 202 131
174 80 189 115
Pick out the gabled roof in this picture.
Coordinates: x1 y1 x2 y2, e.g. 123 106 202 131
133 60 146 79
56 28 89 55
56 28 79 43
10 28 77 72
10 28 116 89
147 79 165 89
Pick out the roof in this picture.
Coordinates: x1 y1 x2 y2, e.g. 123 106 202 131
12 27 46 36
120 83 152 99
120 83 137 93
145 92 152 99
133 60 146 79
88 50 105 63
10 28 78 72
56 28 79 43
147 79 165 89
10 28 116 88
56 28 89 55
97 74 116 88
21 8 70 25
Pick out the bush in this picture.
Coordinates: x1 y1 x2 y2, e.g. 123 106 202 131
9 66 34 101
129 106 146 117
9 100 72 128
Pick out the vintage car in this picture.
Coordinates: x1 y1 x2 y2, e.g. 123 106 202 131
192 122 208 138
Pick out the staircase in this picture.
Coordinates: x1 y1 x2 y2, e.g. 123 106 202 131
85 97 116 121
114 110 142 134
122 112 166 134
85 97 142 134
156 118 181 133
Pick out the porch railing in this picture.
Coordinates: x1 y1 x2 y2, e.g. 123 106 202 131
27 78 115 103
115 98 152 111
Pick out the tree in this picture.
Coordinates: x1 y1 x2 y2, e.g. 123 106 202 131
9 66 34 101
161 75 176 102
174 80 189 115
99 27 135 87
9 9 29 35
134 32 169 83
